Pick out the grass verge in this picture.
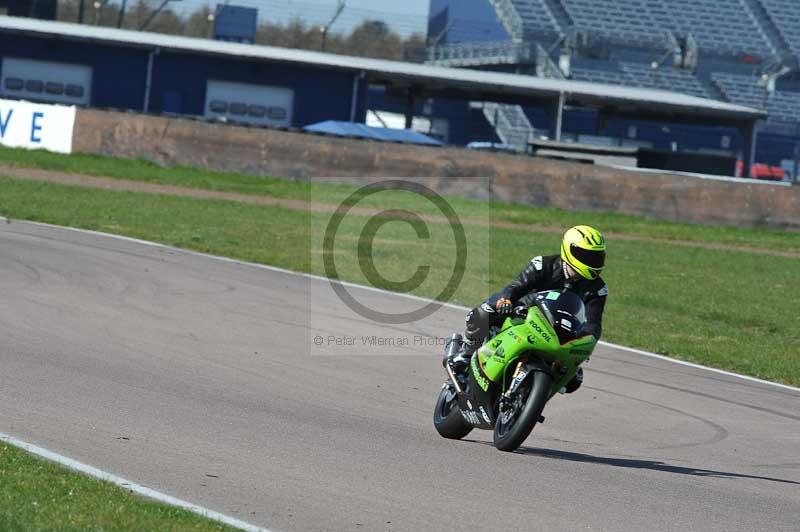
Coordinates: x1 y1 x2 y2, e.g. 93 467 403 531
1 146 798 254
0 443 238 531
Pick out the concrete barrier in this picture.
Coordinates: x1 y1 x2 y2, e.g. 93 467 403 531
73 109 800 229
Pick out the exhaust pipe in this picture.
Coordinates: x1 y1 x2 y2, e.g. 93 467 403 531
443 333 464 394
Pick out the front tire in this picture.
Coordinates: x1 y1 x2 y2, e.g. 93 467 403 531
493 370 552 452
433 384 473 439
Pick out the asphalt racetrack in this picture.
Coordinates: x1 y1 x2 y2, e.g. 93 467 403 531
1 220 798 532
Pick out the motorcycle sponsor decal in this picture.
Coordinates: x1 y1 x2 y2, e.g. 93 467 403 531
490 338 502 349
546 291 560 300
507 330 523 344
461 410 481 425
527 334 537 344
492 346 505 361
479 406 492 424
509 369 529 392
471 357 490 391
529 321 553 343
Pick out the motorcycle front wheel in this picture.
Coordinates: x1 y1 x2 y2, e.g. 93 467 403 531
493 370 552 452
433 384 473 439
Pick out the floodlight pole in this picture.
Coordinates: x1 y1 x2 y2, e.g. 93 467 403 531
117 0 128 28
321 1 345 51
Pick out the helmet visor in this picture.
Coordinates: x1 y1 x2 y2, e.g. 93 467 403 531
570 244 605 269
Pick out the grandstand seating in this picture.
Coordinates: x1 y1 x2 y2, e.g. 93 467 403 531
760 0 800 53
571 62 634 86
506 0 783 56
710 72 800 123
711 72 767 109
431 0 800 160
660 0 774 56
619 62 711 98
506 0 561 36
571 60 710 99
558 0 663 46
469 1 800 116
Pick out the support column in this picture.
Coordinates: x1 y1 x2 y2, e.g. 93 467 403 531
349 71 364 123
740 120 758 178
548 93 565 142
405 88 416 130
143 48 159 113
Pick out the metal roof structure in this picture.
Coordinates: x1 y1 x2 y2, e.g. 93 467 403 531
304 120 443 146
0 16 766 121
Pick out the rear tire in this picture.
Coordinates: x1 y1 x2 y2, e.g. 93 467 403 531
493 370 552 452
433 384 473 439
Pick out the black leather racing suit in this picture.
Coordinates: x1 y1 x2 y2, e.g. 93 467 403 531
462 254 608 392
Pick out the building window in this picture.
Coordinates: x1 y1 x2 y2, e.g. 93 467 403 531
45 82 64 95
229 102 248 116
267 107 287 120
4 77 24 91
248 105 267 118
25 80 44 93
65 84 85 98
209 100 228 113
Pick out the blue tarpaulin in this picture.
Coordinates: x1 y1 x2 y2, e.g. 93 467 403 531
304 121 442 146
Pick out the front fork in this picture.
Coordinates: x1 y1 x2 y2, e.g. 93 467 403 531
498 360 549 424
498 361 524 412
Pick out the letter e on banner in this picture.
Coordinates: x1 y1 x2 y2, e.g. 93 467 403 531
31 112 43 143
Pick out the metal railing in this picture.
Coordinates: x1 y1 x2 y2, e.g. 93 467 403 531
425 40 537 66
489 0 525 42
482 101 535 151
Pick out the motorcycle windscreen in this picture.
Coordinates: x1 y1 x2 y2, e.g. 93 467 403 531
535 290 587 345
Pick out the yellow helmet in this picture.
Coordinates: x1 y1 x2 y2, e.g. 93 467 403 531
561 225 606 280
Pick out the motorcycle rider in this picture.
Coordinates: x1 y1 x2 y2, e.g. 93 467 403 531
447 225 608 394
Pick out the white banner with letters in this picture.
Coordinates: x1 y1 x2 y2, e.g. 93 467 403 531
0 98 75 154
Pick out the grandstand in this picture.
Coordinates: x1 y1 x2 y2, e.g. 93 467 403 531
426 0 800 171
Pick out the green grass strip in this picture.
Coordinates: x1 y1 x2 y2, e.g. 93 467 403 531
1 146 797 254
0 443 239 532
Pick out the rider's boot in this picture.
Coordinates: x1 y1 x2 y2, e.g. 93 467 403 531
446 336 478 374
559 367 584 394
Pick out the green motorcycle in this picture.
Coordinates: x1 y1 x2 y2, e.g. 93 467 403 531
434 290 597 452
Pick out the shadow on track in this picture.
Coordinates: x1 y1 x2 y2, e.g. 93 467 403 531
513 446 800 486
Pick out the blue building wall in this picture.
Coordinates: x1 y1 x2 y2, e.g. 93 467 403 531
0 34 149 110
0 34 367 126
149 51 364 125
428 0 510 44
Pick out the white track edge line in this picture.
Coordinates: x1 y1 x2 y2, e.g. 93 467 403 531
7 216 800 397
0 432 270 532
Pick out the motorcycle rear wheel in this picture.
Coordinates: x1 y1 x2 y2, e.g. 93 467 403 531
433 384 473 439
493 370 552 452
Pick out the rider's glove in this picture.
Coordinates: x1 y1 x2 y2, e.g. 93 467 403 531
512 306 528 318
495 298 513 315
